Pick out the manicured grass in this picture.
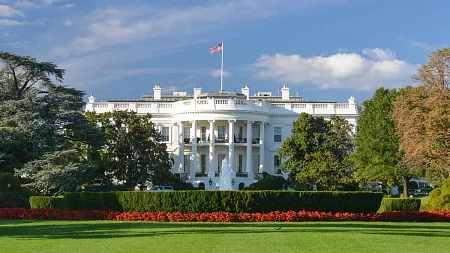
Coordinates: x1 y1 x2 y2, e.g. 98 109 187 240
1 221 450 253
419 195 430 206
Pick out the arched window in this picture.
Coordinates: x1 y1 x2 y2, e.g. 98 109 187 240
198 182 206 190
238 182 245 190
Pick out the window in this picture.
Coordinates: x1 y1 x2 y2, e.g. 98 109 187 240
238 126 243 141
252 155 260 173
183 155 190 173
217 154 226 172
274 155 281 174
274 127 282 143
238 154 243 173
200 154 207 173
162 127 170 142
201 126 207 141
183 127 190 139
218 126 226 140
274 155 281 167
252 126 260 140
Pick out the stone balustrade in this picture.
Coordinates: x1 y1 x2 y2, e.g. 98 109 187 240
87 98 357 115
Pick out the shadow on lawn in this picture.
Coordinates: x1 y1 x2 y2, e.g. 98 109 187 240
1 221 450 240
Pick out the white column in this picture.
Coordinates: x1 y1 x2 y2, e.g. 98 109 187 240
228 120 235 171
190 120 197 179
178 121 184 173
259 122 265 173
246 120 253 178
208 120 215 178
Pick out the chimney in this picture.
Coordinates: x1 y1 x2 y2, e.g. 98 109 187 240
348 95 355 104
241 85 250 99
281 84 290 100
88 94 95 103
193 87 202 99
153 84 162 100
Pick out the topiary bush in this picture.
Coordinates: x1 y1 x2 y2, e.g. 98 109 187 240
31 191 384 213
29 196 67 209
427 178 450 211
245 174 287 190
377 198 421 212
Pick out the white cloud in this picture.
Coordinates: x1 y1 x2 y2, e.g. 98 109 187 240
362 48 396 61
63 3 74 8
15 0 36 8
408 39 434 51
0 18 24 25
211 69 231 78
0 4 24 17
63 20 72 26
251 49 417 90
54 0 345 56
42 0 58 5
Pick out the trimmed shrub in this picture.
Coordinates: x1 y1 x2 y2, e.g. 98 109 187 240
43 191 386 213
377 198 421 212
428 178 450 211
0 193 30 208
245 175 287 190
29 196 66 209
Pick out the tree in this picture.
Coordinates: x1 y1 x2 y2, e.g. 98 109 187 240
351 88 403 189
393 48 450 184
1 51 102 194
0 51 64 100
278 113 354 190
87 110 172 190
19 150 90 195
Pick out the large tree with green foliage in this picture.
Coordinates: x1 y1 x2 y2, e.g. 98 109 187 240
351 88 403 188
278 113 355 190
0 51 101 193
86 110 173 190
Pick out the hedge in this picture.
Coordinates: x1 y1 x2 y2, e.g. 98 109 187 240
377 198 421 212
30 191 383 213
29 196 66 209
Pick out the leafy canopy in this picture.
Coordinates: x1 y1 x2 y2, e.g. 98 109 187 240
278 113 355 191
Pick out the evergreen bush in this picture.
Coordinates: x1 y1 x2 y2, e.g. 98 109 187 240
377 198 421 212
31 191 383 213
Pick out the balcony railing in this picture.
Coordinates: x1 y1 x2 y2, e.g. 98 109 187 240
87 98 357 115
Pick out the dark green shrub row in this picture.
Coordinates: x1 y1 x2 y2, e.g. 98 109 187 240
29 196 66 209
0 192 30 208
31 191 383 213
377 198 421 212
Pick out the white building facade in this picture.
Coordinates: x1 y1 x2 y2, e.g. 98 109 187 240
86 84 358 190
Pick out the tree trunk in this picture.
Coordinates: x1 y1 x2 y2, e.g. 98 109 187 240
402 175 409 199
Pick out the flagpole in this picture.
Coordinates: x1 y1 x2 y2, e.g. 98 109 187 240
220 40 224 92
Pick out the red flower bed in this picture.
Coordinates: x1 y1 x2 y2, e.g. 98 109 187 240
1 208 450 222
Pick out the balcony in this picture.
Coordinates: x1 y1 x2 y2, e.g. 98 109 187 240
88 98 357 116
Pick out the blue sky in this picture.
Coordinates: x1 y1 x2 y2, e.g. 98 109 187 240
1 0 448 103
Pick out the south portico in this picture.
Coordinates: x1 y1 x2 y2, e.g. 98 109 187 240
173 117 268 190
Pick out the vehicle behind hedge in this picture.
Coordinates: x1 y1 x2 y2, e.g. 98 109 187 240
30 191 383 213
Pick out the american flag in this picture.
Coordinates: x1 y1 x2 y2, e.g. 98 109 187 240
210 42 223 54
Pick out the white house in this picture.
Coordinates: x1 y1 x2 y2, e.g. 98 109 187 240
85 84 358 190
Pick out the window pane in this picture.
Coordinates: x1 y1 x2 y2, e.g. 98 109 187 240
218 154 226 172
184 127 190 139
162 127 169 142
252 155 260 173
274 127 282 142
201 154 207 173
183 155 190 173
274 127 282 135
218 126 226 139
238 154 243 172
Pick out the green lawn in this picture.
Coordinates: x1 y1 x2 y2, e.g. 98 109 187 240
1 221 450 253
